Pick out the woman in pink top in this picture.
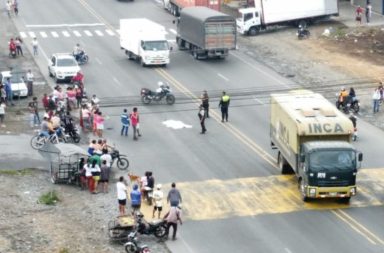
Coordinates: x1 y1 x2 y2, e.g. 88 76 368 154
66 87 76 109
96 111 104 138
129 107 140 140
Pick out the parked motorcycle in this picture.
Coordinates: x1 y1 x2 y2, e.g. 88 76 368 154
61 118 81 144
297 26 310 40
135 212 167 238
141 82 175 105
73 50 89 65
124 231 151 253
111 148 130 170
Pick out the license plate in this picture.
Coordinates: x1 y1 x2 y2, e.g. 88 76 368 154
329 192 337 197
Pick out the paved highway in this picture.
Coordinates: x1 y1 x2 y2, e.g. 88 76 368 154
13 0 384 252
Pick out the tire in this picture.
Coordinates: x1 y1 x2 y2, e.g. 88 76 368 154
248 27 259 36
140 58 146 67
125 243 137 253
154 224 167 238
299 179 309 202
353 104 360 113
82 55 89 64
72 133 81 143
166 94 175 105
54 75 59 84
48 68 53 77
117 157 129 170
278 151 292 174
192 50 199 60
30 135 45 150
142 96 151 104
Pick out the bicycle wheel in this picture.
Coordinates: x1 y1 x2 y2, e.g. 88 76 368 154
31 135 46 149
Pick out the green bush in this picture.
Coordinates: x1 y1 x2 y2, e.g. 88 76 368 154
38 191 60 205
59 248 69 253
0 168 34 175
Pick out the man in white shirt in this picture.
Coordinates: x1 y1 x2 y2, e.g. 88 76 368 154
100 149 112 168
116 176 128 216
26 69 34 96
152 184 164 219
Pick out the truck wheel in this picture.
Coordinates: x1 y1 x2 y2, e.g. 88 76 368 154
126 51 133 60
192 50 199 60
278 151 292 174
248 27 259 36
299 179 309 202
140 58 146 67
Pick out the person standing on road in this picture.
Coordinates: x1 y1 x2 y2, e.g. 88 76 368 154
167 182 182 207
130 107 140 140
198 105 206 134
116 176 128 216
163 205 182 240
26 69 34 96
6 1 12 18
32 37 38 56
219 91 230 122
201 90 209 118
15 37 23 56
4 78 14 106
99 160 110 193
130 184 142 214
120 109 130 136
365 2 372 24
356 5 363 25
0 102 6 127
153 184 164 219
31 97 40 126
372 87 381 113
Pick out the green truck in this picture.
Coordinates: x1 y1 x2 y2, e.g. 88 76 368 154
270 90 363 202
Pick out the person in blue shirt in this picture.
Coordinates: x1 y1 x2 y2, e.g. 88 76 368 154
4 78 14 106
130 184 142 214
120 108 130 136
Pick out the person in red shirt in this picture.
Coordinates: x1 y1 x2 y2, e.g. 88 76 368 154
9 38 16 55
41 93 49 111
356 5 363 25
129 107 141 141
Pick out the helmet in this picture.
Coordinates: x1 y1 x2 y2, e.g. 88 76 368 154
156 184 162 189
76 43 80 47
158 81 164 87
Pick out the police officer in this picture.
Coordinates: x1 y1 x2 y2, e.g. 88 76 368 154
219 91 230 122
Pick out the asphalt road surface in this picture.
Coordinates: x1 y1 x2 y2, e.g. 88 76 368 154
11 0 384 252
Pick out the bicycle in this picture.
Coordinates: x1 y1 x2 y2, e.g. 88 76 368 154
30 131 61 149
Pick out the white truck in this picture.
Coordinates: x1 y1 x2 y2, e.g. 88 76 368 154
237 0 339 36
119 19 171 67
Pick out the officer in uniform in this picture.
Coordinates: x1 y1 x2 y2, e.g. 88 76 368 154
219 91 230 122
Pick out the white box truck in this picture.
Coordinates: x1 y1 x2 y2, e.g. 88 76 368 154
237 0 339 36
119 18 171 67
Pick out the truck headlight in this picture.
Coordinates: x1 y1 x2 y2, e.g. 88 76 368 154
309 188 316 196
350 187 356 195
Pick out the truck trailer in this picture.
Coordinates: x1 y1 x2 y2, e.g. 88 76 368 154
163 0 221 17
119 19 171 67
175 7 236 60
237 0 339 36
270 90 363 202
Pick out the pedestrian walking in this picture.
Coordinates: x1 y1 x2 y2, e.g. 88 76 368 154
218 91 230 122
6 1 12 18
356 5 363 25
167 182 182 207
4 78 14 106
130 107 141 140
198 105 206 134
153 184 164 219
31 97 40 126
32 37 38 56
130 184 142 214
0 85 6 104
365 2 372 24
26 69 33 96
0 102 6 127
372 87 381 113
12 0 18 16
201 90 209 118
90 160 101 194
164 205 183 240
121 109 130 136
15 37 23 56
116 176 128 216
96 111 104 138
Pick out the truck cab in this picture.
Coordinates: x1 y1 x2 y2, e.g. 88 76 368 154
139 39 170 66
236 8 261 35
298 141 363 202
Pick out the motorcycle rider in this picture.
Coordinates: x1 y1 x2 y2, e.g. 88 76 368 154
40 114 55 137
336 87 349 109
73 43 84 62
62 111 75 136
9 38 16 57
349 87 357 102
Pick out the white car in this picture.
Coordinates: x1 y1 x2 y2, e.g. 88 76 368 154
0 71 28 98
48 53 81 83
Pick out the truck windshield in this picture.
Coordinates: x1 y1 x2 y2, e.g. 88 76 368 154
309 150 355 172
142 41 168 51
